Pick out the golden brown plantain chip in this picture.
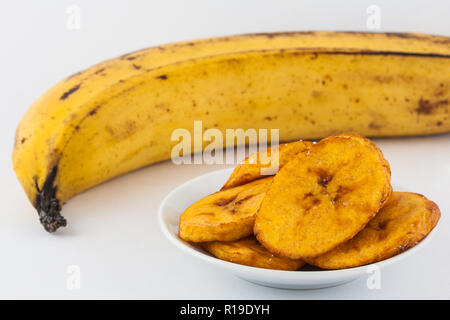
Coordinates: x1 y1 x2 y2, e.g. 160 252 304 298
179 177 273 242
221 140 312 190
254 133 392 259
305 192 440 269
203 237 305 270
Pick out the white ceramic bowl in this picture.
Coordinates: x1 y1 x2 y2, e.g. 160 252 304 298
158 168 437 289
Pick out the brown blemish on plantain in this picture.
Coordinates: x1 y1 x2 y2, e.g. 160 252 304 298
311 90 321 98
198 212 215 217
415 98 449 115
369 122 382 130
105 125 115 136
215 196 237 206
300 194 320 213
304 192 314 199
372 75 394 83
132 64 142 70
21 137 26 144
376 219 392 231
156 74 168 80
316 169 333 188
437 121 443 126
118 120 138 138
94 68 105 74
235 195 255 206
60 83 81 100
332 185 354 207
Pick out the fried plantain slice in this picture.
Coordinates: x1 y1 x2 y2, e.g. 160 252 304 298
305 192 440 269
179 176 273 242
203 237 305 270
221 140 312 190
254 133 392 259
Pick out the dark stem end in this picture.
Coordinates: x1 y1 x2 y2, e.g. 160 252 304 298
34 166 67 233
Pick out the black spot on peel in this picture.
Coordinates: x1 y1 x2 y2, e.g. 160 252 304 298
437 121 443 126
60 84 81 100
157 74 168 80
94 68 105 74
132 64 141 70
415 98 449 115
126 56 137 61
369 122 381 130
21 137 26 144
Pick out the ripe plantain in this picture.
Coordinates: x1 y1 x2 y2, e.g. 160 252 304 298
221 140 312 190
12 31 450 232
305 192 441 269
179 177 273 242
254 133 392 259
203 237 305 271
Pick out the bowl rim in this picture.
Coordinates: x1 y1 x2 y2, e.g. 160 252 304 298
158 168 438 278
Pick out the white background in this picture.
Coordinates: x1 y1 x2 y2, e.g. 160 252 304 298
0 0 449 299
